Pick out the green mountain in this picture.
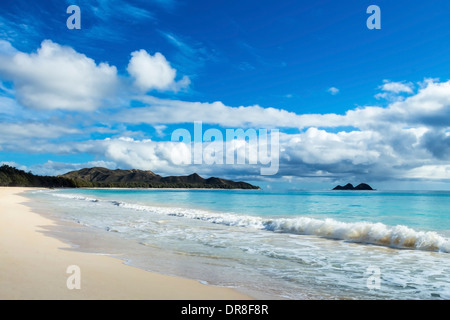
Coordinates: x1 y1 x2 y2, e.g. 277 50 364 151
0 165 260 189
60 167 260 189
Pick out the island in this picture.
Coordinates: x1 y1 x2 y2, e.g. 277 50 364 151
0 165 260 189
332 183 374 191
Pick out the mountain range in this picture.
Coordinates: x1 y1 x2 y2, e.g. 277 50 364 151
60 167 260 189
0 165 259 189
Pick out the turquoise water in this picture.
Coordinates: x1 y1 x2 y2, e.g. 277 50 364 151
49 188 450 229
28 188 450 300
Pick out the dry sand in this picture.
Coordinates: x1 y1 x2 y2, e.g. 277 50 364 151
0 187 251 300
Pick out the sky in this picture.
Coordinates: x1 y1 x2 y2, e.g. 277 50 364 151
1 0 450 190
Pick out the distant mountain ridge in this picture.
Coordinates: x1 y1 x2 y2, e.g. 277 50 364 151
60 167 260 189
332 183 374 191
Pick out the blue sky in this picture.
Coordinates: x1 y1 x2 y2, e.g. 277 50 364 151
1 0 450 190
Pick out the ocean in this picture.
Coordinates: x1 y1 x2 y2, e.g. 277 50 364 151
27 188 450 300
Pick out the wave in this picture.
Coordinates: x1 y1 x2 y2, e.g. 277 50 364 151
50 192 450 253
263 218 450 253
51 193 99 202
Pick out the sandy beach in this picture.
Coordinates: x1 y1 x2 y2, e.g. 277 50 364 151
0 187 251 300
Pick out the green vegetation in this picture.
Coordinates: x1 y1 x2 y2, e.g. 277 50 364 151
0 165 260 189
61 167 260 189
69 180 256 189
0 165 76 188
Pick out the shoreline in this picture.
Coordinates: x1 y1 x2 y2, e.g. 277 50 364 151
0 187 252 300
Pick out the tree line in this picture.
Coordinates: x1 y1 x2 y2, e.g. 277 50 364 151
0 165 256 189
0 165 76 188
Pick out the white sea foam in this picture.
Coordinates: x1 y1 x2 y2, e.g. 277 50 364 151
263 217 450 253
50 192 450 253
51 193 99 202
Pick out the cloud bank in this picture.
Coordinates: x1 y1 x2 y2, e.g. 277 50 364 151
1 40 449 185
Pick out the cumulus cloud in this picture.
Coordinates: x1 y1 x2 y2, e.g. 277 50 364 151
386 80 450 127
67 137 222 176
0 40 119 111
0 40 193 112
96 136 278 177
127 50 190 92
105 79 449 181
276 126 429 181
76 127 403 182
281 128 381 166
0 38 449 186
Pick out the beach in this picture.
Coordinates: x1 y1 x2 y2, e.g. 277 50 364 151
0 187 251 300
2 187 449 300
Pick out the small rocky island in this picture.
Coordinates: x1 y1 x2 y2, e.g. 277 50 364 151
332 183 374 191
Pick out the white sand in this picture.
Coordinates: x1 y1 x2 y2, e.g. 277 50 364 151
0 187 251 300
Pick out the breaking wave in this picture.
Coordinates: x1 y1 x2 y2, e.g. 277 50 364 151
51 192 450 253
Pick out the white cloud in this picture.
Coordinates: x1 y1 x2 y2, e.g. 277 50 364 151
0 121 82 154
27 160 117 176
0 40 119 111
113 79 450 135
281 128 381 166
96 137 200 175
0 49 449 184
328 87 339 95
153 125 167 137
380 80 414 94
77 127 399 181
0 122 80 139
119 96 303 128
375 80 415 101
104 79 449 181
387 80 450 126
127 50 190 92
404 165 450 180
0 40 17 56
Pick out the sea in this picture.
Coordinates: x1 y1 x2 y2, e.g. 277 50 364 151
26 188 450 300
